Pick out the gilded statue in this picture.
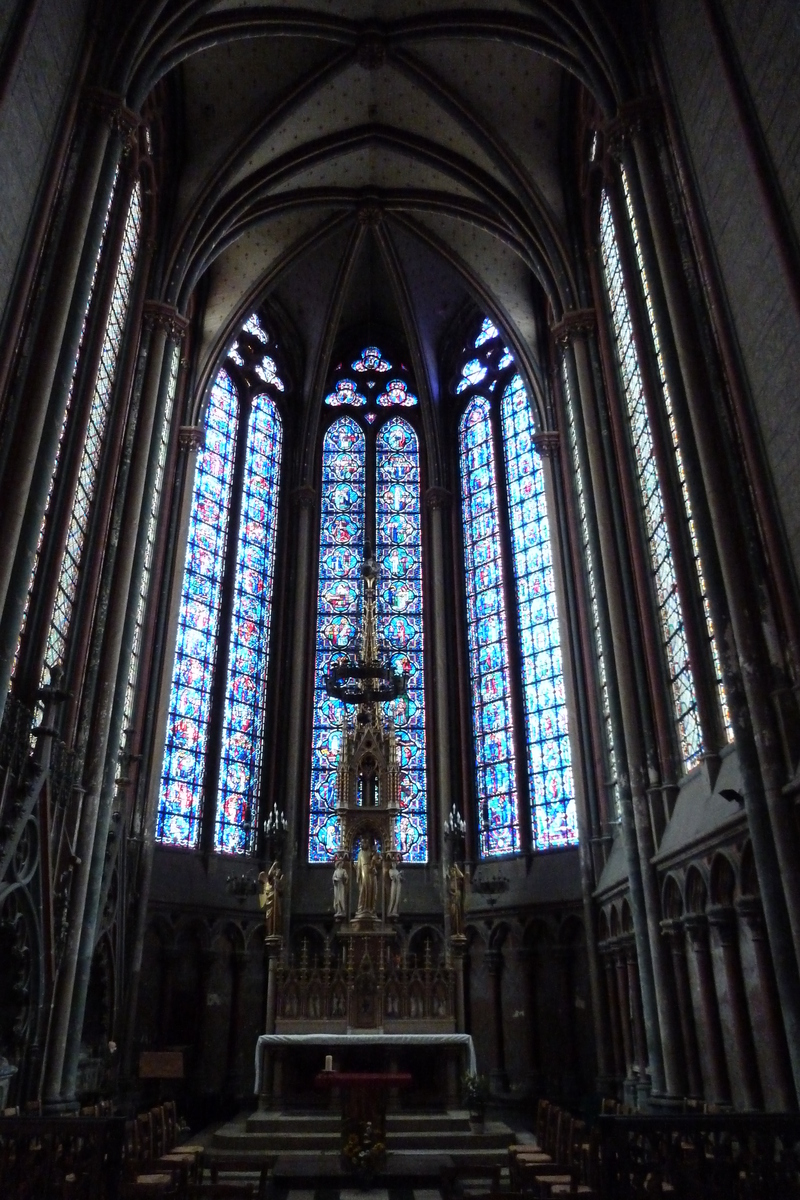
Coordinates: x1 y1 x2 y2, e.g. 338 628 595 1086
259 860 283 937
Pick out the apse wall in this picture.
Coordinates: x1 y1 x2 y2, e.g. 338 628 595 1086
0 0 90 322
657 0 800 581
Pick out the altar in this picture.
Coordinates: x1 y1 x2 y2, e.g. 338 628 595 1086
254 1032 476 1109
254 548 472 1126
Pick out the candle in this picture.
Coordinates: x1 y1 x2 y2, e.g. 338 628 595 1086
325 1054 333 1072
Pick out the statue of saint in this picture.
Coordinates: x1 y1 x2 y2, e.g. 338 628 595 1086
448 862 465 937
355 835 379 916
332 853 348 920
259 860 283 937
387 854 402 919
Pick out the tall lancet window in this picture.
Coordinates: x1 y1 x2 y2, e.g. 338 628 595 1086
598 185 726 769
457 319 577 858
13 176 142 690
157 313 283 853
308 348 428 863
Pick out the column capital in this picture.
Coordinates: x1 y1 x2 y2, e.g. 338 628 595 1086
484 947 502 974
291 485 316 511
604 95 662 159
682 912 709 948
660 917 685 947
83 87 141 150
735 895 766 940
143 301 190 341
706 904 738 946
550 308 596 346
424 486 452 511
178 425 204 452
532 431 560 459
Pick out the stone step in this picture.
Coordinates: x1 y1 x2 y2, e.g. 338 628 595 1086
215 1115 513 1154
245 1110 474 1135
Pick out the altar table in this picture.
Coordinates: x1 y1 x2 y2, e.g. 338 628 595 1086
254 1032 476 1100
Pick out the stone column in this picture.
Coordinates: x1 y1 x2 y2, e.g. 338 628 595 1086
484 947 507 1091
624 110 800 1097
0 91 138 704
58 308 184 1106
519 945 542 1094
282 486 316 931
602 948 625 1082
259 935 282 1111
661 919 703 1098
451 935 467 1034
121 424 203 1082
424 487 452 871
613 942 634 1081
707 905 763 1110
225 948 250 1098
736 897 795 1110
683 914 730 1104
555 316 670 1096
625 940 650 1099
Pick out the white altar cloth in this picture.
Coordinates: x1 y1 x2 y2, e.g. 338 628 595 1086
254 1032 477 1093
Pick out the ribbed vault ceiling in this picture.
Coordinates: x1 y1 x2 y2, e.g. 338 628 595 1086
129 1 634 435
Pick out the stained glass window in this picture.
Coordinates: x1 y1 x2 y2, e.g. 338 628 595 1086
475 318 500 347
42 182 143 686
620 168 732 741
377 379 418 407
501 375 576 849
376 418 427 860
308 418 366 861
600 190 703 769
216 394 282 853
13 171 120 680
456 358 488 393
498 348 514 370
459 394 521 857
324 379 367 407
352 346 391 373
255 355 285 391
243 313 268 344
157 372 239 847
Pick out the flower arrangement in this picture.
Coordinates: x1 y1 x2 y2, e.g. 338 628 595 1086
462 1071 490 1114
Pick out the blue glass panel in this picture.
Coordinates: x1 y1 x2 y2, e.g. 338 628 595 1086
309 418 366 860
475 318 500 347
242 313 269 344
376 418 427 861
325 378 367 407
376 379 418 407
456 358 488 393
216 394 283 854
352 346 391 373
600 191 703 769
459 395 521 857
255 355 284 391
501 374 577 849
157 372 239 847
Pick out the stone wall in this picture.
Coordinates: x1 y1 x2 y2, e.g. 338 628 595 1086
657 0 800 585
0 0 89 331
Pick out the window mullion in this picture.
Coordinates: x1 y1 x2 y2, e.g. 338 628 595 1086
198 387 252 855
